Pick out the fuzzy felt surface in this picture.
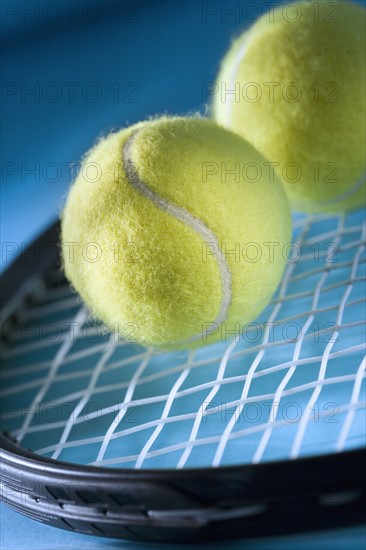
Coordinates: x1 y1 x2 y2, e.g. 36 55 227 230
212 0 366 213
61 116 291 350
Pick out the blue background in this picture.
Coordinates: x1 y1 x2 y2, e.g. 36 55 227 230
1 0 365 548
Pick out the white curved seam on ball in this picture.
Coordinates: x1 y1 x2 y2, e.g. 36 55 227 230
222 35 249 127
122 130 232 344
323 170 365 205
294 170 366 210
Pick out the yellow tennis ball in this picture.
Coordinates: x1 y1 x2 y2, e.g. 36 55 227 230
61 116 291 350
212 0 366 213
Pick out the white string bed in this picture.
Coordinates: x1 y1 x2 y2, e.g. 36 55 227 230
1 209 365 469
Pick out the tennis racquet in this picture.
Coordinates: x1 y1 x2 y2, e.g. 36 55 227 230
1 209 365 543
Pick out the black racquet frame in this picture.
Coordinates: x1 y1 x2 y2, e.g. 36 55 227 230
0 223 365 543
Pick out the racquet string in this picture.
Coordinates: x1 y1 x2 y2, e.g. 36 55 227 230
0 210 365 469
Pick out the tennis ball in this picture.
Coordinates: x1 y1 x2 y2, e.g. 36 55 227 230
61 117 291 350
212 0 366 213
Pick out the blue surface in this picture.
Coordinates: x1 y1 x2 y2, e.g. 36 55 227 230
1 0 253 271
1 0 365 548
